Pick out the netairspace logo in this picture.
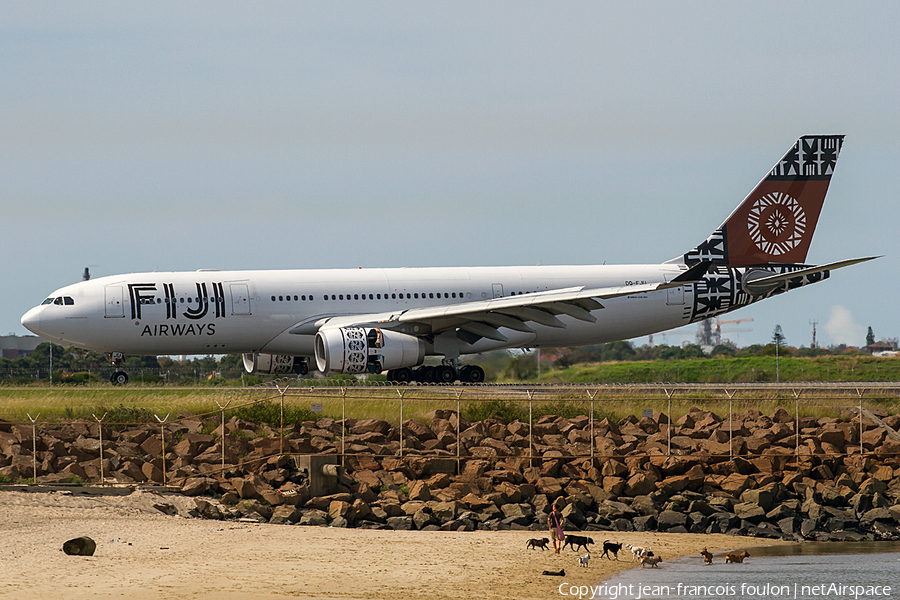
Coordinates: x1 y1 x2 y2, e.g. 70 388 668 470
557 581 893 600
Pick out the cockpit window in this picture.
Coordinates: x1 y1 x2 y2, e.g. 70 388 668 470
42 296 74 306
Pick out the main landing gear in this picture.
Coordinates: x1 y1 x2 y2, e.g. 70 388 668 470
108 352 129 385
385 364 485 384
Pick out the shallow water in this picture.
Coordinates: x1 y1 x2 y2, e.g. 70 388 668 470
588 542 900 600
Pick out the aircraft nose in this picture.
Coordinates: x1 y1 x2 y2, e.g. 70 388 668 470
21 306 42 335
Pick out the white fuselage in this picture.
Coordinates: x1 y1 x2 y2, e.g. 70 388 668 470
21 264 692 357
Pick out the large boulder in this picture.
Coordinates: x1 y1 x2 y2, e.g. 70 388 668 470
733 502 767 524
656 510 688 531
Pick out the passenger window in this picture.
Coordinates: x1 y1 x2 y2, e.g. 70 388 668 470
429 293 434 299
354 294 359 300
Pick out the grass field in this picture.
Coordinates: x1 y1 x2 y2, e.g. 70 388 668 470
542 354 900 384
1 378 898 428
2 354 899 426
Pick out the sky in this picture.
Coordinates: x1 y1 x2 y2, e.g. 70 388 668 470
2 2 898 350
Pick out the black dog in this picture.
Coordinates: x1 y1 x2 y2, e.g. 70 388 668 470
562 535 594 553
526 538 550 551
600 540 623 561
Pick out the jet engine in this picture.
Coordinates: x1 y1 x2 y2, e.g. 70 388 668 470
315 327 425 374
242 353 309 375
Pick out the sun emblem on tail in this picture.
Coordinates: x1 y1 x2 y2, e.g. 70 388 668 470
747 192 806 256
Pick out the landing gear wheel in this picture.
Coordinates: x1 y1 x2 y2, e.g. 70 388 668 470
460 365 485 383
414 366 435 383
392 367 413 384
110 371 129 385
433 365 456 383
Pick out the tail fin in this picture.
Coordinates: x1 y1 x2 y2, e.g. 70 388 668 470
680 135 844 266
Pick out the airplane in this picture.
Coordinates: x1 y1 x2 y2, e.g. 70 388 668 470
21 135 877 385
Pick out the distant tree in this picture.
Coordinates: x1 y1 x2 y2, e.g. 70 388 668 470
772 325 786 348
866 327 876 347
710 345 736 358
505 351 538 380
737 344 765 357
219 354 243 371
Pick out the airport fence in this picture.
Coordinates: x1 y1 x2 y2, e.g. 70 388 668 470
2 383 900 486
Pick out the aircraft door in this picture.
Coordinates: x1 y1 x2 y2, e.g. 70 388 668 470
666 286 685 305
492 283 504 298
105 285 124 318
230 283 251 315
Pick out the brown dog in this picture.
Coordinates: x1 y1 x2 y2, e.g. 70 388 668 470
725 551 750 564
640 555 663 568
526 538 550 551
700 547 713 565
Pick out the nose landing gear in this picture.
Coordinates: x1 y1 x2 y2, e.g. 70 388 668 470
108 352 129 385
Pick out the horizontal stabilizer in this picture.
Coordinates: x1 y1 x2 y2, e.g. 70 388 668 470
741 256 879 296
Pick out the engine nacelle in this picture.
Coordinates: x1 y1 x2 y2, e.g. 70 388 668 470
315 327 425 374
242 353 309 375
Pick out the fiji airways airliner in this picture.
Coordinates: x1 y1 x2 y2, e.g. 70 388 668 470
21 135 875 384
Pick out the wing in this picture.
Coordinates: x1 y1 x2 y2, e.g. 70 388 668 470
293 261 712 344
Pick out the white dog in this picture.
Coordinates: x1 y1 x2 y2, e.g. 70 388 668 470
626 544 652 562
578 553 590 568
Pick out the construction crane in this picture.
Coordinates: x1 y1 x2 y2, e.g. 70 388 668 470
714 317 754 346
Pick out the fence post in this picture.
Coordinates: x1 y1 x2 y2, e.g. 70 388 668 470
155 413 170 486
792 389 802 459
857 388 866 456
664 389 673 457
455 390 463 475
725 390 735 460
275 384 289 456
397 389 406 459
342 387 348 468
587 389 596 459
527 390 535 468
214 399 231 474
27 413 40 483
92 412 108 483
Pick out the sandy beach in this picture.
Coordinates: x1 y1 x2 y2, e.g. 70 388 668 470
0 487 775 600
